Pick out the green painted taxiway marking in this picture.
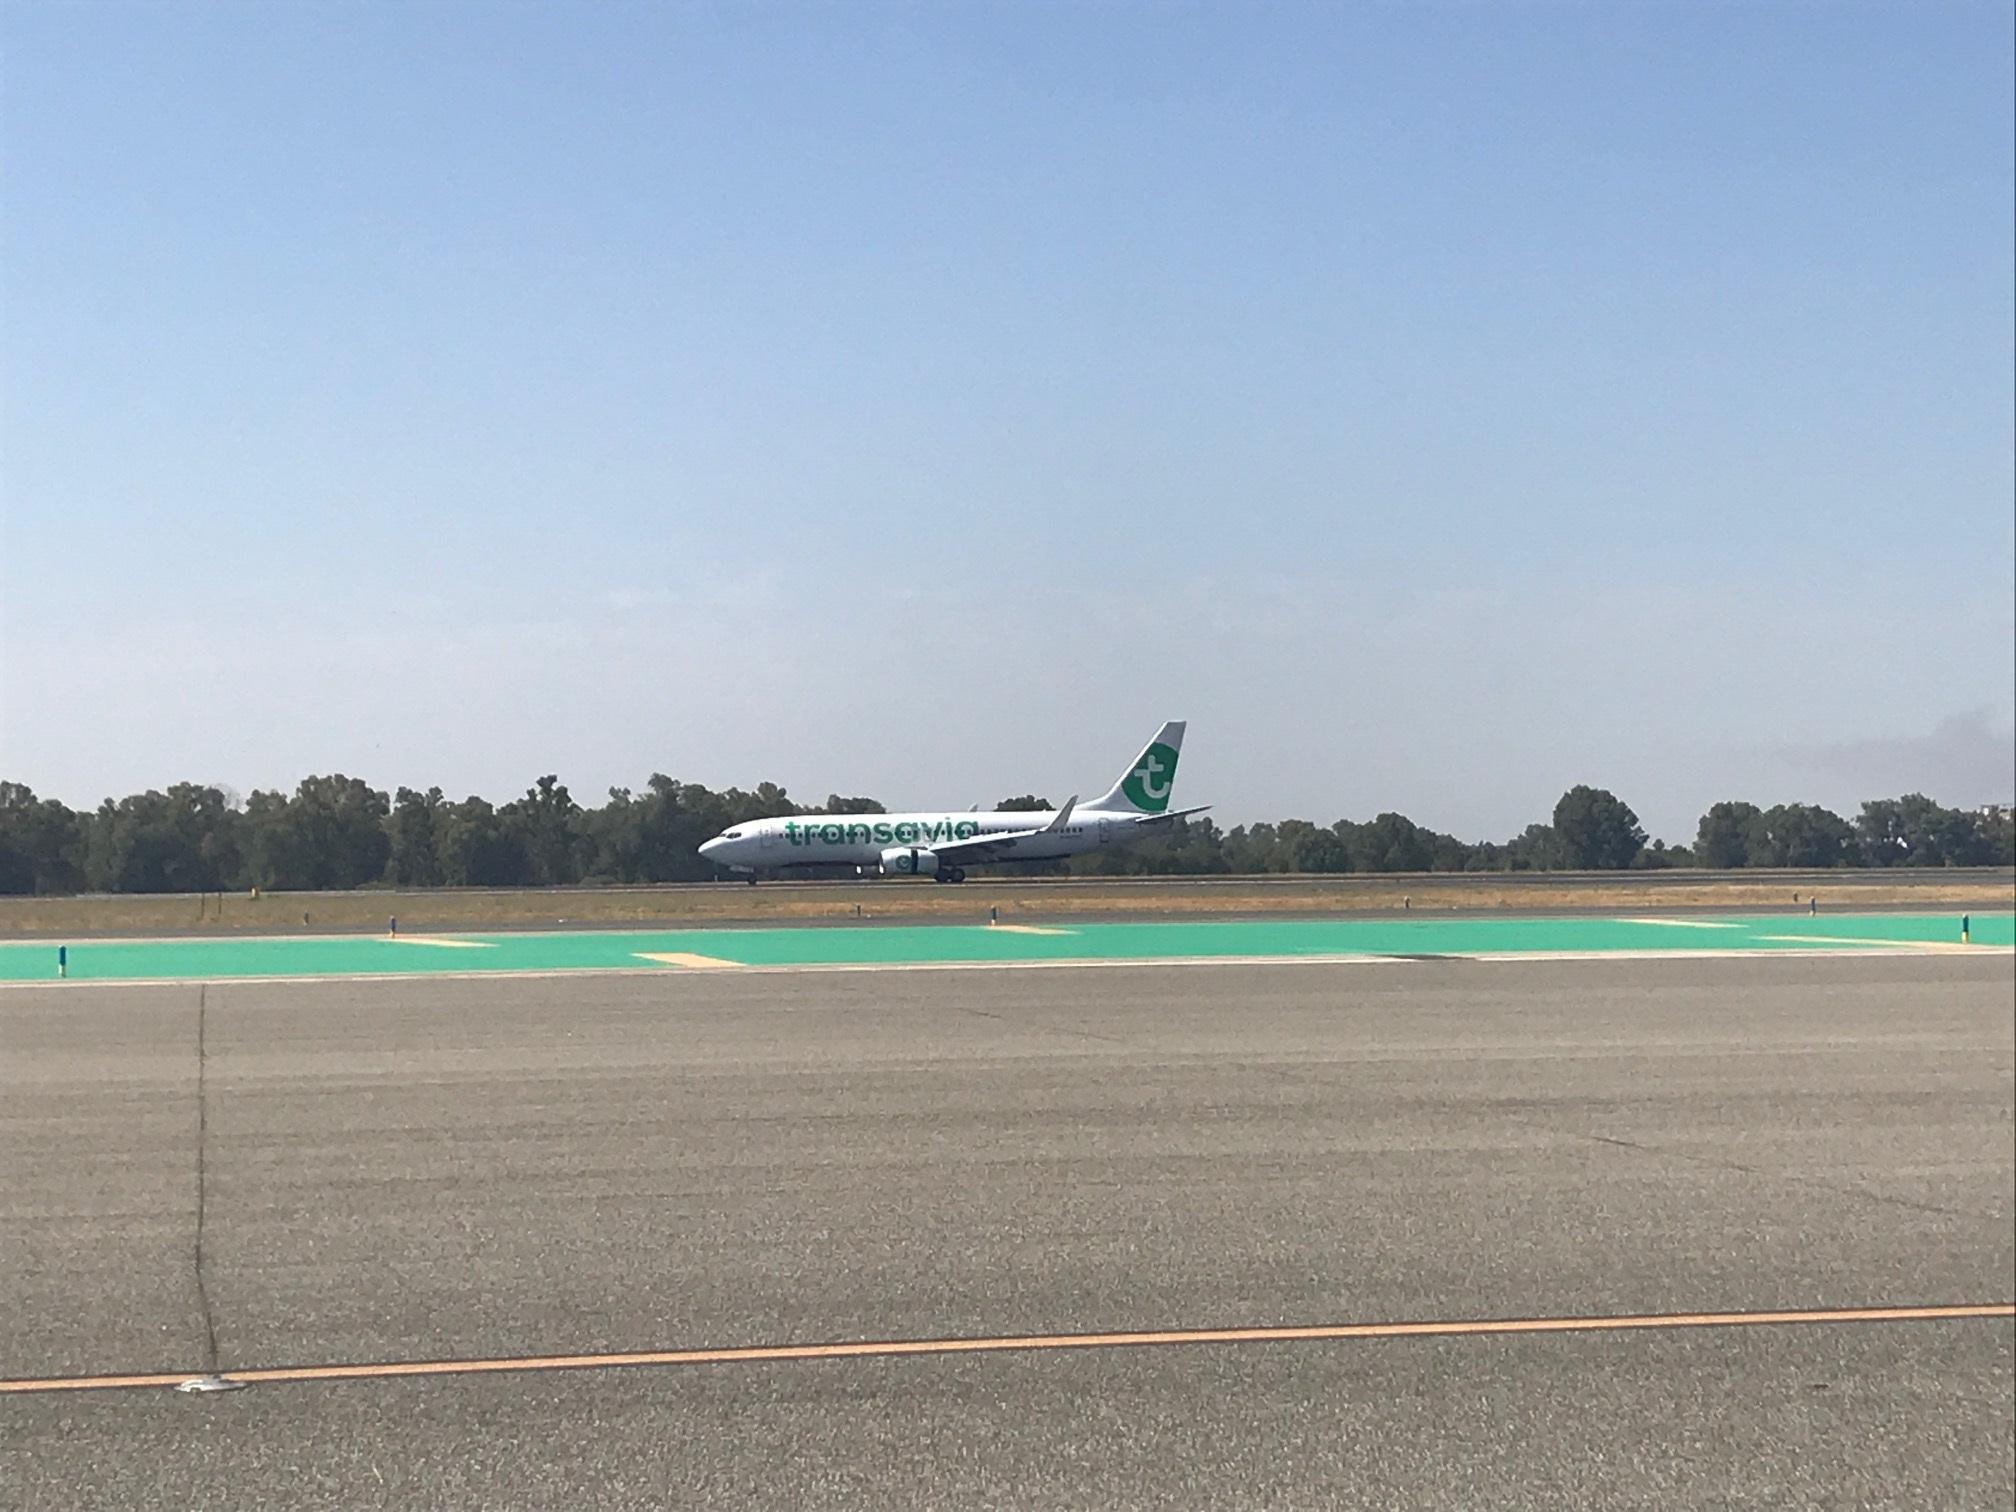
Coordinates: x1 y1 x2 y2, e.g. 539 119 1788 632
1 913 2008 984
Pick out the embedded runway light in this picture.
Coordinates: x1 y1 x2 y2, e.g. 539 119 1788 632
174 1375 246 1394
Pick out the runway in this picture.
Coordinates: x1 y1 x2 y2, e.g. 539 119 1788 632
2 954 2011 1508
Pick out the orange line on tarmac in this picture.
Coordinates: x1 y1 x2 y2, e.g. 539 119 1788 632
3 1303 2009 1396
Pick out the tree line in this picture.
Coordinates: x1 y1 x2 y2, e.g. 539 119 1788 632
0 774 2008 895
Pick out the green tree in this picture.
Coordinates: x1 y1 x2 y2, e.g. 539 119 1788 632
1632 838 1678 869
611 776 802 882
1552 786 1645 870
1295 827 1352 873
504 775 582 886
86 784 241 892
0 783 86 894
1743 803 1853 867
995 795 1055 812
1695 801 1762 868
1271 820 1320 873
1219 823 1276 873
58 758 2014 891
386 787 446 886
576 787 642 883
241 777 388 890
635 777 716 882
1506 823 1564 871
1460 840 1514 872
238 789 306 890
645 779 736 880
1348 812 1435 873
1856 794 1990 866
1920 801 1993 866
1158 815 1229 874
1854 797 1909 864
1428 832 1475 872
296 775 390 888
823 794 888 815
1980 808 2015 866
434 796 526 886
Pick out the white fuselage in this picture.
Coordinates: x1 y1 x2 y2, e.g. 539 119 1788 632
699 808 1123 872
696 719 1197 878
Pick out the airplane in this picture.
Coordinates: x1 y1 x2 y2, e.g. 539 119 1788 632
697 721 1207 883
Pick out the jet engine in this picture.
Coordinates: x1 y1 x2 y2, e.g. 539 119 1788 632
879 846 940 877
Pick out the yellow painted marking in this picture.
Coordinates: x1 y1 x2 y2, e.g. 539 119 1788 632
634 952 746 970
386 937 495 949
1619 918 1745 929
985 924 1077 936
2 1303 2006 1396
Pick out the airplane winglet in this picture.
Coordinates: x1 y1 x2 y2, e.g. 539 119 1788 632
1044 796 1079 833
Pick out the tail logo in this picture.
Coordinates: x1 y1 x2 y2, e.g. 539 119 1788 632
1121 742 1180 813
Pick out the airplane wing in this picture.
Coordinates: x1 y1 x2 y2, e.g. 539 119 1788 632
925 797 1079 866
926 827 1050 864
928 800 1209 864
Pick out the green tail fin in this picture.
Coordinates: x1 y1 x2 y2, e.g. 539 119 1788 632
1087 722 1186 814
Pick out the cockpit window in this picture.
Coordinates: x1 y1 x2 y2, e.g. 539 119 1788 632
726 831 743 839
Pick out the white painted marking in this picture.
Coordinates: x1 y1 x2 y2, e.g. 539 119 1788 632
387 936 495 949
769 953 1407 973
984 925 1077 936
1619 918 1746 930
1756 934 1984 952
634 952 745 970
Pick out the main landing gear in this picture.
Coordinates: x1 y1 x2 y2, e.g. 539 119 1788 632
934 867 968 884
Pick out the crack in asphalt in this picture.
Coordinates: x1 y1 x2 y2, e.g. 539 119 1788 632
193 983 222 1375
1572 1130 1986 1219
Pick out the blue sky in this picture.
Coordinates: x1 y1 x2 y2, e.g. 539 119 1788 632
3 2 2011 841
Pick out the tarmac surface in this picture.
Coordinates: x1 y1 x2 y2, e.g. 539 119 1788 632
3 909 2010 982
3 953 2012 1508
7 867 2010 941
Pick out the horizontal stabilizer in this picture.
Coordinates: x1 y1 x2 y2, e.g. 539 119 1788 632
1132 803 1211 826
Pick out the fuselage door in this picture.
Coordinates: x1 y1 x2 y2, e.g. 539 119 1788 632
1097 817 1113 847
